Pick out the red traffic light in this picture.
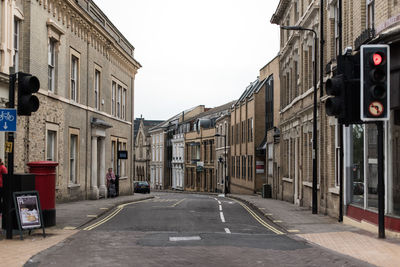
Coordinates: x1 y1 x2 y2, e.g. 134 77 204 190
372 52 383 66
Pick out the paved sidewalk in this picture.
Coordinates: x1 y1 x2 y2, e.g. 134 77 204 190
230 194 400 267
0 193 154 267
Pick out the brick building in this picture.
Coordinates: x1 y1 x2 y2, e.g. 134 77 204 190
230 76 267 194
215 113 231 193
14 0 140 201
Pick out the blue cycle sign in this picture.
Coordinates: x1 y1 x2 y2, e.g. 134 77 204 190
0 108 17 132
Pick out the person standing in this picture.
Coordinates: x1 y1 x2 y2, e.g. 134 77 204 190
106 168 116 198
0 158 8 214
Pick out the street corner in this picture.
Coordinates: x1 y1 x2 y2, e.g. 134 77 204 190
0 228 78 267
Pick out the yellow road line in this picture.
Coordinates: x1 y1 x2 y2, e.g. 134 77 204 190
83 198 152 231
232 199 285 235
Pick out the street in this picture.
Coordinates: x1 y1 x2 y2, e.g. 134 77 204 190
25 193 372 267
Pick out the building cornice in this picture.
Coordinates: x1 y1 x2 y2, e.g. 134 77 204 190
271 0 291 24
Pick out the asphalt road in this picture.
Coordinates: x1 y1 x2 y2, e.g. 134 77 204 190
25 193 373 267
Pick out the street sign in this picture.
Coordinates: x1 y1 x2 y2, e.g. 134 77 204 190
0 108 17 132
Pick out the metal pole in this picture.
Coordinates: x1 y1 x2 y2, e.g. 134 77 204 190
338 0 344 222
5 71 16 239
377 121 385 238
312 32 318 214
224 135 227 195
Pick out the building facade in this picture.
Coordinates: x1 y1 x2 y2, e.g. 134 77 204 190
171 132 184 190
15 0 141 201
133 118 163 182
184 102 234 193
230 78 267 194
215 114 231 193
258 56 281 199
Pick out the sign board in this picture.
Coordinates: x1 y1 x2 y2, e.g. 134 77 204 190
256 161 265 174
117 150 128 159
13 191 45 239
0 108 17 132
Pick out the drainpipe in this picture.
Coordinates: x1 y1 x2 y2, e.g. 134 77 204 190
85 38 90 199
338 0 344 222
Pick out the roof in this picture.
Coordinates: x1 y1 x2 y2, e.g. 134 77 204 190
133 118 164 139
182 100 236 124
148 105 202 133
234 78 267 107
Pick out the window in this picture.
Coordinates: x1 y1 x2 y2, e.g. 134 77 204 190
248 155 253 180
117 85 121 118
231 126 234 144
70 52 79 102
112 81 116 116
94 69 100 110
122 88 127 119
48 39 56 91
241 121 245 143
334 1 340 56
69 130 79 184
366 0 374 29
210 140 213 162
13 18 20 71
231 156 235 178
266 78 274 130
236 156 240 179
111 138 128 177
268 144 273 176
248 118 253 142
242 156 246 179
47 130 57 161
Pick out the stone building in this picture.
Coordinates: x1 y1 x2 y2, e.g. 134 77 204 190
15 0 141 201
133 118 163 182
149 105 205 190
184 101 234 193
271 0 330 212
230 76 267 194
215 113 231 193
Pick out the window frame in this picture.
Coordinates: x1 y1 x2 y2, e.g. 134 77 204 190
94 66 101 110
48 38 57 92
70 48 80 102
69 128 80 185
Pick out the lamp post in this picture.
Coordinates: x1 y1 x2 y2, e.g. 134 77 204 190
281 25 318 214
215 133 227 196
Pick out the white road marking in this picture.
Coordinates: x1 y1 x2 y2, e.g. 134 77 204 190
169 236 201 242
220 211 226 222
224 228 231 234
219 205 222 211
218 201 221 205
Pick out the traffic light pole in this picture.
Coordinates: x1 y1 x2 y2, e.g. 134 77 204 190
5 70 16 239
377 121 385 238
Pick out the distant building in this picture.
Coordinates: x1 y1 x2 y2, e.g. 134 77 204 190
134 118 163 182
184 101 234 192
230 77 267 194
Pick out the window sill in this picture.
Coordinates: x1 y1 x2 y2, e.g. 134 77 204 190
282 177 293 183
329 187 340 195
119 176 128 180
68 183 80 189
303 181 320 190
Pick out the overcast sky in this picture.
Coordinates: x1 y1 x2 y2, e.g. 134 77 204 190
94 0 280 120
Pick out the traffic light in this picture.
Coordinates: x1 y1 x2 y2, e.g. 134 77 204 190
325 54 361 125
325 73 345 118
18 72 40 116
361 45 390 121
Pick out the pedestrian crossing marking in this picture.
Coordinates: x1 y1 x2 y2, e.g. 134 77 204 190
288 229 300 233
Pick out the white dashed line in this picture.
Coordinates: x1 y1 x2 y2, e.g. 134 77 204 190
218 201 221 205
224 228 231 234
169 236 201 242
220 211 226 222
219 205 222 211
